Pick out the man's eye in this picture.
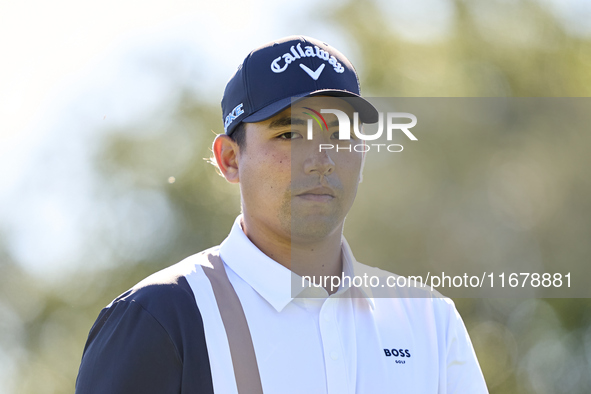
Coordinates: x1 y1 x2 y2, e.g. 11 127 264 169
331 130 359 141
331 131 354 140
278 132 302 139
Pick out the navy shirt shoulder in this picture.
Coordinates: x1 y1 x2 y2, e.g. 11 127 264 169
76 261 214 394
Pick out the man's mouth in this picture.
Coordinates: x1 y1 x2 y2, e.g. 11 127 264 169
295 186 335 202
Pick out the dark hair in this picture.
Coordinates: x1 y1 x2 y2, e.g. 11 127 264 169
231 122 247 150
207 122 247 174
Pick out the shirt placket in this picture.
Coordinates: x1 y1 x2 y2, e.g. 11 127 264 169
319 296 353 394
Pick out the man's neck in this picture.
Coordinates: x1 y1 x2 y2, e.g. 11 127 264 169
240 216 343 294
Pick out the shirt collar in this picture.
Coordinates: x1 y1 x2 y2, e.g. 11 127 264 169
219 215 375 312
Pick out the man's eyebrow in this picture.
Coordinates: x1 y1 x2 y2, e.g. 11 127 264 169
327 119 340 128
268 116 307 129
268 116 345 129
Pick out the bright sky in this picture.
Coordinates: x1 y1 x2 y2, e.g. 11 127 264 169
0 0 311 188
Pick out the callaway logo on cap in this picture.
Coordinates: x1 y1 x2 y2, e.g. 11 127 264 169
221 35 378 135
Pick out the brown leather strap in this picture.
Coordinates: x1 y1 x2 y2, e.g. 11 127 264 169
202 253 264 394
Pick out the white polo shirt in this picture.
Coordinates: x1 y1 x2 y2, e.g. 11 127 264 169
189 216 488 393
76 215 488 394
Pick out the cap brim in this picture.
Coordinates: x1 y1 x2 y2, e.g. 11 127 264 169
242 90 379 124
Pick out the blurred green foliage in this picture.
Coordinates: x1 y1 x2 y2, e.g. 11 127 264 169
1 0 591 393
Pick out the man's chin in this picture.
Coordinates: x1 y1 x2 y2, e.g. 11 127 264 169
288 216 342 243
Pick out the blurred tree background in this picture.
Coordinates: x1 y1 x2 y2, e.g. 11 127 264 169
1 0 590 393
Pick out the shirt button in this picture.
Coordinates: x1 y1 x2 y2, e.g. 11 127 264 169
330 351 339 360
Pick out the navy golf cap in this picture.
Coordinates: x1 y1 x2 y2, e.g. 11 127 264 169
222 35 379 136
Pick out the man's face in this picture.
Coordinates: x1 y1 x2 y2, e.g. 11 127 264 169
237 96 363 243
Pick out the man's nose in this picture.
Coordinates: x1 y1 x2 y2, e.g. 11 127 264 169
303 149 335 176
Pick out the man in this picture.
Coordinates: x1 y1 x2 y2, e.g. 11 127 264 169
76 36 488 393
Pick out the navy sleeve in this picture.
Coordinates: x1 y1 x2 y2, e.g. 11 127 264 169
76 300 182 394
76 272 214 394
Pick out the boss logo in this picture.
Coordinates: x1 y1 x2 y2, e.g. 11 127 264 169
384 349 411 358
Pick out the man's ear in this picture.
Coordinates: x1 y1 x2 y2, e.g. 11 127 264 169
213 134 240 183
